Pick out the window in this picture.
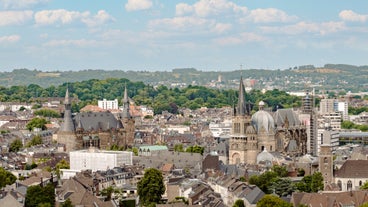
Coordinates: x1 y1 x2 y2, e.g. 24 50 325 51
321 133 323 144
347 180 352 191
337 180 342 191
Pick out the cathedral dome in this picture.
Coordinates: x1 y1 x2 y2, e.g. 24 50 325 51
251 110 275 134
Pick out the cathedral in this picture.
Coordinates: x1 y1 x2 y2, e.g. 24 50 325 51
229 78 308 164
57 86 135 152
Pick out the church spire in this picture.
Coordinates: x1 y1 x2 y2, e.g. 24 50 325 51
122 84 131 119
237 77 246 116
60 88 75 132
65 88 70 105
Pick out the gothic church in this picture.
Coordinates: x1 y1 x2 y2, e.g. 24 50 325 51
229 78 308 164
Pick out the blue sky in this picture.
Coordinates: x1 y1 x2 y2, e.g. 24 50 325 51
0 0 367 71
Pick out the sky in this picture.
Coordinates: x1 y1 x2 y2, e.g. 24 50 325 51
0 0 367 71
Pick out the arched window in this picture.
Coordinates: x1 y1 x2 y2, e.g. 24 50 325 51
360 180 363 186
337 180 342 191
347 180 352 191
324 157 328 163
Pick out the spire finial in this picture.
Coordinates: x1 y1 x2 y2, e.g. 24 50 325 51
237 77 246 116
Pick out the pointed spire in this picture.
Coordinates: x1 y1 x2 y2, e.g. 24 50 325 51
77 116 83 129
60 87 75 132
237 77 246 116
122 84 131 119
123 83 128 103
65 88 70 105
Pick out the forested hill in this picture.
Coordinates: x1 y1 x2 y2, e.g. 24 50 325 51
0 64 367 92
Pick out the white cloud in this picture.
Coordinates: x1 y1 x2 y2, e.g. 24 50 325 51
176 3 193 16
43 39 99 47
175 0 247 17
211 23 232 33
260 21 346 35
339 10 368 22
245 8 298 23
213 32 264 45
0 0 49 9
35 9 89 25
34 9 114 27
148 16 212 31
82 10 115 27
0 10 33 26
125 0 152 11
0 35 20 43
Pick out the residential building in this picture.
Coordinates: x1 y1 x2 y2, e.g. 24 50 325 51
98 98 119 110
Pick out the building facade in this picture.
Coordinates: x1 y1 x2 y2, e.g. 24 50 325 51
57 86 135 152
98 99 119 110
69 148 133 172
229 78 308 164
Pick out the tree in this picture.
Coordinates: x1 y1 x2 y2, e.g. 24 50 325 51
185 145 204 155
270 178 296 197
296 172 324 193
60 199 73 207
249 171 278 194
174 144 184 152
296 175 312 192
25 183 55 207
360 181 368 190
137 168 165 206
34 109 61 118
101 186 119 201
256 195 292 207
56 159 70 178
360 202 368 207
0 167 17 188
25 135 43 147
9 138 23 152
271 165 288 177
26 117 48 131
233 199 245 207
311 172 324 192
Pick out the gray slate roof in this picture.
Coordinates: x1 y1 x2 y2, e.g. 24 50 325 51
74 111 122 131
273 109 301 127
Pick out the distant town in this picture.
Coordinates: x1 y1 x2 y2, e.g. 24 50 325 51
0 71 368 207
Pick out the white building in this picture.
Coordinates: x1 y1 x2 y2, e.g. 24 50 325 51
140 105 154 117
334 160 368 191
69 148 133 172
164 125 190 134
317 128 339 156
98 99 119 110
338 101 348 121
209 119 232 138
321 112 342 130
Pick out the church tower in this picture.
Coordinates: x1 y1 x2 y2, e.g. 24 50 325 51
229 77 255 164
60 88 75 132
57 88 77 152
120 85 135 148
319 145 333 189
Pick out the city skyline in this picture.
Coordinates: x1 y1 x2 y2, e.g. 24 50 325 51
0 0 367 71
